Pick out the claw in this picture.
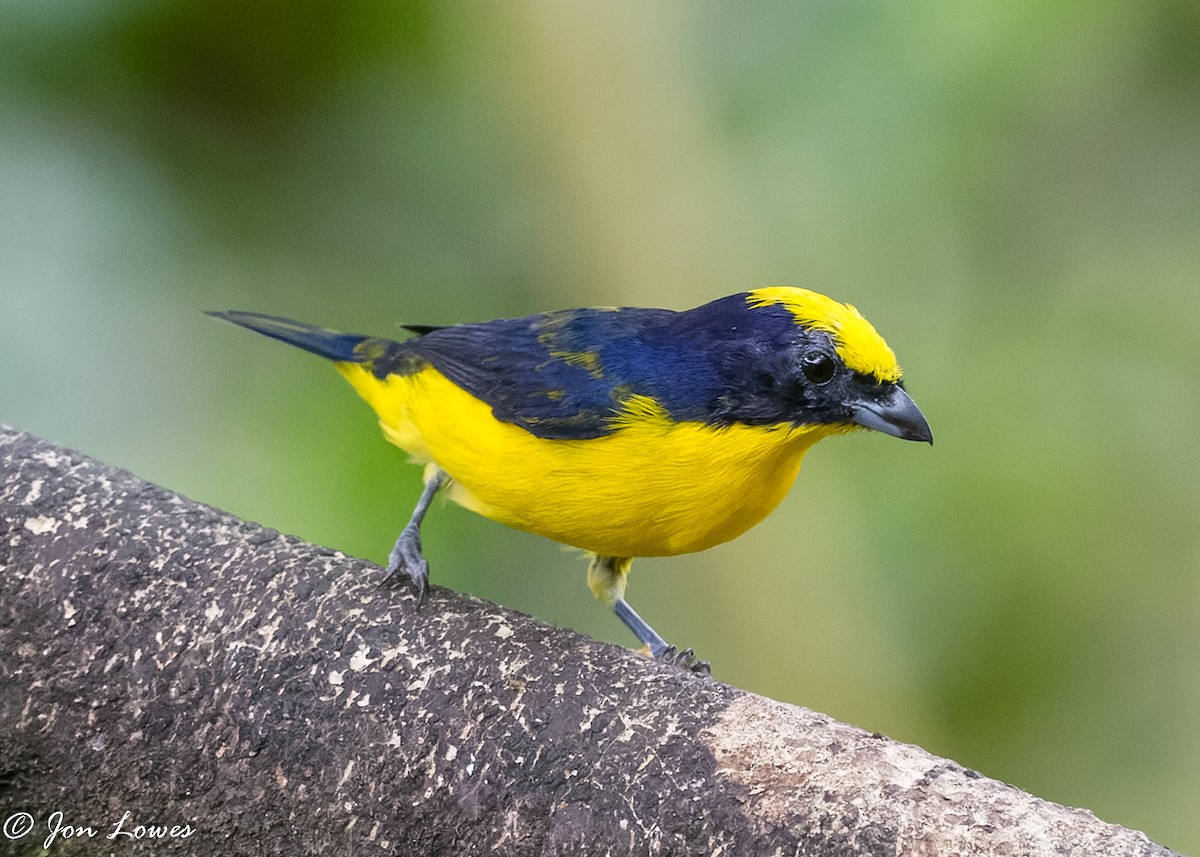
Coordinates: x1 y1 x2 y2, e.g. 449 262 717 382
658 646 711 676
382 524 429 605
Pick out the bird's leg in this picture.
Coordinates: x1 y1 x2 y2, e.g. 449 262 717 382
383 466 448 605
587 555 710 675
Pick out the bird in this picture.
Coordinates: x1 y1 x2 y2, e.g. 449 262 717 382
208 287 931 673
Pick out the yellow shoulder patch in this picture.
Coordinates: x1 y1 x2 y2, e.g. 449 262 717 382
607 393 674 431
747 287 902 383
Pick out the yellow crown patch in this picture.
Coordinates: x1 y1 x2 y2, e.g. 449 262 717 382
747 287 902 384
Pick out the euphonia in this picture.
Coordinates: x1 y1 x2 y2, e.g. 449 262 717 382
209 287 931 672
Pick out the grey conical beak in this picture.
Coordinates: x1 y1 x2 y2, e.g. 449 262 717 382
851 385 933 444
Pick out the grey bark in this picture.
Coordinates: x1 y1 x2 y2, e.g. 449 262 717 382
0 425 1178 856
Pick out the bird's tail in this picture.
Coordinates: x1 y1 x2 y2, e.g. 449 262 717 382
206 311 375 363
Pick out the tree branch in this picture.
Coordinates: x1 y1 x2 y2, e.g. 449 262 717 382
0 425 1177 856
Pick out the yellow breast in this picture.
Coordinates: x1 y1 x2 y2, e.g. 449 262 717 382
336 363 841 558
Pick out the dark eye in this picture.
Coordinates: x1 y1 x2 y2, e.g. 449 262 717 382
801 352 836 385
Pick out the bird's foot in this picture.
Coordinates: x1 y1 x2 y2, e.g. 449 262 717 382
616 598 710 676
656 645 712 677
382 524 429 605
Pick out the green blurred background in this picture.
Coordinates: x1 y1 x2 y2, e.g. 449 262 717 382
2 0 1198 850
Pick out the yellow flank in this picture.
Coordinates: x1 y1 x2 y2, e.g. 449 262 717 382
747 287 902 383
335 362 845 558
